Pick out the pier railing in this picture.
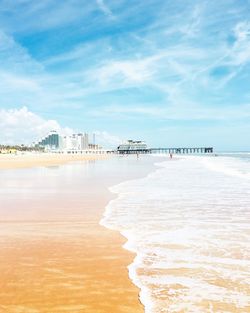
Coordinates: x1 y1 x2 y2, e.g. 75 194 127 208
117 147 213 154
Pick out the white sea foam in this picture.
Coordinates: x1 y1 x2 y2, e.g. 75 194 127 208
100 155 250 312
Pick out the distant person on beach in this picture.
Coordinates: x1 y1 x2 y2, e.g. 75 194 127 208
170 153 173 159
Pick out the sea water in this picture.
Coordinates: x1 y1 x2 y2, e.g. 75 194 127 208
101 154 250 313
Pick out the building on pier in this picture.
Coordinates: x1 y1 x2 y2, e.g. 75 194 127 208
116 141 213 154
117 140 147 153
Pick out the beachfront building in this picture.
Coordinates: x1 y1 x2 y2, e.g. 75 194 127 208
62 133 89 150
77 133 89 150
117 140 147 152
88 143 101 150
37 130 61 150
36 131 105 153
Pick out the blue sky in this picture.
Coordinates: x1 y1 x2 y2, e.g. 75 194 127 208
0 0 250 150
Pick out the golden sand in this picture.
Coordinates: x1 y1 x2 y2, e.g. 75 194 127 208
0 222 143 313
0 153 109 170
0 157 147 313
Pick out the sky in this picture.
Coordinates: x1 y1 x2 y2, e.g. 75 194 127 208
0 0 250 150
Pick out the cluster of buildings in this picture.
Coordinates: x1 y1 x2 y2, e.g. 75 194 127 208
36 131 101 152
35 131 148 155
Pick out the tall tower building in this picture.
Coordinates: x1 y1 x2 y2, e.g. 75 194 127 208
76 133 89 150
37 130 60 150
83 133 89 149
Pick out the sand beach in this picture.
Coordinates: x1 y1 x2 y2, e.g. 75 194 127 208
0 152 109 170
0 155 160 313
1 153 249 313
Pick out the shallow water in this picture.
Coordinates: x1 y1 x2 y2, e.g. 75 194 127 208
101 155 250 313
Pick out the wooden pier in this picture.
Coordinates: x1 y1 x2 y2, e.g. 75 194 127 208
117 147 213 154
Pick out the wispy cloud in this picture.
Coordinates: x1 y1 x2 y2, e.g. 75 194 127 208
93 130 122 148
96 0 115 19
0 1 94 33
230 21 250 65
0 0 249 149
89 103 250 122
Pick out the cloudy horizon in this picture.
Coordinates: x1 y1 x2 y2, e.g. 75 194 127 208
1 0 250 151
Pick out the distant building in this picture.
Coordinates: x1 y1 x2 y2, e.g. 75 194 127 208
37 130 60 150
88 143 101 150
77 133 89 150
117 140 147 152
62 133 89 150
36 131 101 152
62 135 73 150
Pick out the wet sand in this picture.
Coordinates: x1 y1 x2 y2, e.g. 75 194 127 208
0 156 162 313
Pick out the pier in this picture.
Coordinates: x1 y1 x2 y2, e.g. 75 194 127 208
117 147 213 154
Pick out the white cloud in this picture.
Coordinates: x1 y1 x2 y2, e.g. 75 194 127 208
96 0 115 19
89 48 204 90
0 72 40 91
234 21 250 42
0 107 122 148
178 4 203 38
229 21 250 66
93 130 122 148
0 0 249 152
93 58 154 86
0 107 73 145
0 30 43 74
90 103 250 121
0 1 94 33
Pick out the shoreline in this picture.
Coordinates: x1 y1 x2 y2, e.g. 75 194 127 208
0 155 163 312
100 159 168 310
100 155 250 312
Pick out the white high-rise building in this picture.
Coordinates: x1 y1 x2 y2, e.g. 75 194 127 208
62 135 73 150
36 131 96 152
61 133 89 150
77 133 89 150
83 133 89 149
71 134 78 150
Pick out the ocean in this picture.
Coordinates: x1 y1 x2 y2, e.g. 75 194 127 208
101 154 250 313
